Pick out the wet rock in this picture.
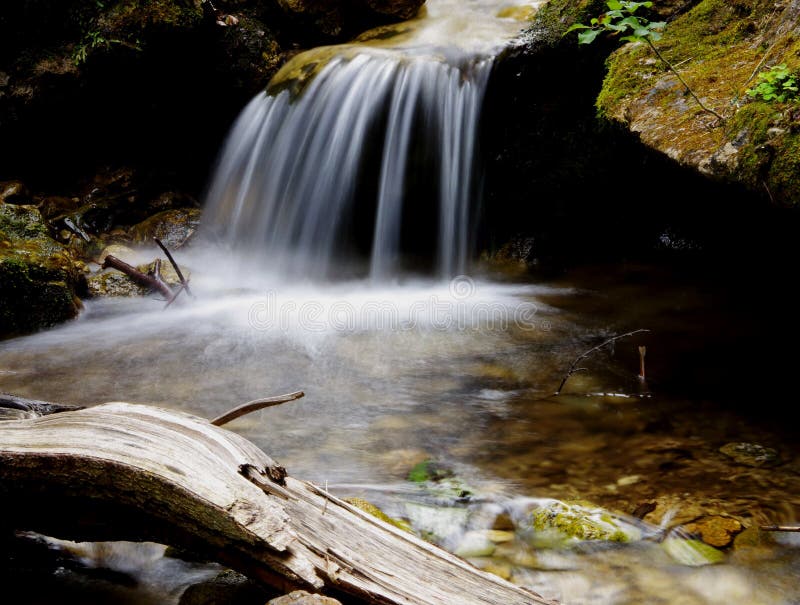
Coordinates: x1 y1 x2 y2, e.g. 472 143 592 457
268 590 342 605
661 538 725 566
485 234 537 270
681 516 743 548
96 244 138 266
128 208 201 248
1 204 81 336
276 0 424 38
0 181 30 205
522 499 642 545
178 569 270 605
38 196 81 221
86 270 147 298
719 442 782 468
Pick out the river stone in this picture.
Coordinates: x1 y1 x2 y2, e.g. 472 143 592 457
268 591 341 605
524 500 641 545
661 538 725 566
0 181 30 205
86 270 147 297
719 442 782 467
128 208 201 248
97 244 138 265
681 516 743 548
454 530 497 557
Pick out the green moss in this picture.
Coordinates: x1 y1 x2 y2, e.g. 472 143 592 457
529 0 608 43
344 497 413 533
527 500 640 544
102 0 204 32
0 256 80 336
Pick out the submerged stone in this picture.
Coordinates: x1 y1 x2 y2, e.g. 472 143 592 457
661 538 725 566
681 516 743 548
523 499 642 545
719 442 782 468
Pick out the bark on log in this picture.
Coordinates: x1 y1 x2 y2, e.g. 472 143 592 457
0 403 556 605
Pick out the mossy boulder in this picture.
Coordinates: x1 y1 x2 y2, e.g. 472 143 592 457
1 203 82 336
596 0 800 205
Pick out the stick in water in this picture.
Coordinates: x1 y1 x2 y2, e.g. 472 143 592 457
154 237 194 298
555 329 650 395
210 391 305 426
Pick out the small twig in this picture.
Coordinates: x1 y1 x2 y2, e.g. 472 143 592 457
760 525 800 532
154 237 194 298
210 391 305 426
646 38 725 122
555 329 650 395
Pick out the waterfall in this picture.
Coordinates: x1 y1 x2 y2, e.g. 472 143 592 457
201 1 533 279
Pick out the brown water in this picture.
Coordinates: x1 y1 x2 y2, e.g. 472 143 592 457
1 257 799 604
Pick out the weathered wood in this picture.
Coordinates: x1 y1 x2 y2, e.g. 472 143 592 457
211 391 305 426
0 403 556 605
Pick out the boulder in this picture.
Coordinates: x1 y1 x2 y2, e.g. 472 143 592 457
1 203 82 336
128 208 201 248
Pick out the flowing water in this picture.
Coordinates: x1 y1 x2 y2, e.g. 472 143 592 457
2 1 800 604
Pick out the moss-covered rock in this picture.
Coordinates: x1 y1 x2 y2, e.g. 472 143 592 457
523 499 642 545
596 0 800 205
1 202 82 336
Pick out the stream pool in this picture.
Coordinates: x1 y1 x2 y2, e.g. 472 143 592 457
1 252 798 605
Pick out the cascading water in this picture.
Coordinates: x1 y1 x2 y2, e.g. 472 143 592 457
202 0 535 279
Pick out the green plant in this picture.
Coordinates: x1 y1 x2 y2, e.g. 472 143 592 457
73 29 134 66
567 0 725 121
746 64 799 103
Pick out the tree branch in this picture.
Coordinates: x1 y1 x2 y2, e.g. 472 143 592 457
211 391 305 426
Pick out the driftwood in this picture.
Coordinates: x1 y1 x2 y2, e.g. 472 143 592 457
211 391 305 426
0 402 556 605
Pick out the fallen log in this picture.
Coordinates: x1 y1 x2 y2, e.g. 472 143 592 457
0 402 556 605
